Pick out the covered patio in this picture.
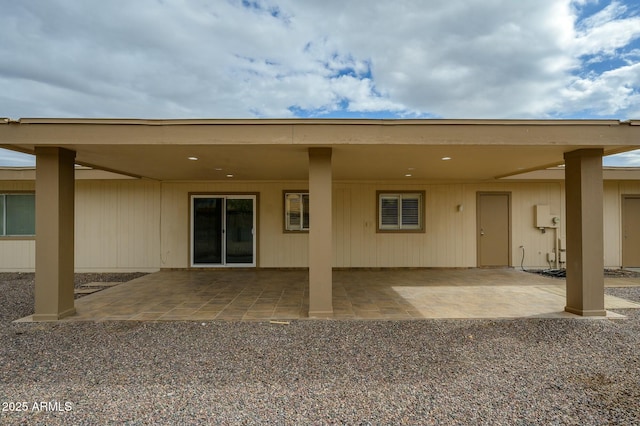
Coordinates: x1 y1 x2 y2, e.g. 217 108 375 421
2 118 640 320
18 269 640 322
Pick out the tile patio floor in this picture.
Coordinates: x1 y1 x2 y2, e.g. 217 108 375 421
45 268 640 322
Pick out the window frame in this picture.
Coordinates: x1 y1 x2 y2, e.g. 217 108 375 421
0 191 36 239
376 191 426 233
283 190 310 232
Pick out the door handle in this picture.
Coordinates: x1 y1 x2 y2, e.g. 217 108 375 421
480 228 485 236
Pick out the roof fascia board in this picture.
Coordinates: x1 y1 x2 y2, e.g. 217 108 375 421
13 118 626 126
2 123 636 148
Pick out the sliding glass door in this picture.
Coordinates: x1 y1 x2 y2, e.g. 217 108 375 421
191 195 256 267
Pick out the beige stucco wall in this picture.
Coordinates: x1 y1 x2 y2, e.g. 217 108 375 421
75 180 161 272
602 180 640 268
160 181 310 268
160 180 565 269
0 239 36 272
0 179 161 272
0 178 638 271
331 182 563 268
0 181 36 271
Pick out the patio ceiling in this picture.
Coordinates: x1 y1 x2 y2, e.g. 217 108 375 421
1 118 639 181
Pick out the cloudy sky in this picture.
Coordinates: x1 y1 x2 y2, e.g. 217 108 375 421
1 0 639 166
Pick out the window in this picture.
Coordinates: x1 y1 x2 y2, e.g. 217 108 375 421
284 192 309 231
0 193 36 236
378 192 424 232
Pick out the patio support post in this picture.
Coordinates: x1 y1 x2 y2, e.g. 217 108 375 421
308 147 333 317
563 148 606 316
33 147 76 321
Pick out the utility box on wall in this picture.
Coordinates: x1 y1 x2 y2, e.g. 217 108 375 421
534 204 559 229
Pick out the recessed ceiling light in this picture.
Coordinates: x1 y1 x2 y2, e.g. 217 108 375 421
441 156 452 161
188 156 198 161
408 167 415 171
405 173 412 177
226 174 234 178
214 168 223 171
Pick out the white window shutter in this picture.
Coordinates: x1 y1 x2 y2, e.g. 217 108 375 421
378 192 423 231
286 193 301 230
401 196 420 228
380 196 400 228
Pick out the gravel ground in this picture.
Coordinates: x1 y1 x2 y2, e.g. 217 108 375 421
1 274 640 425
528 268 640 279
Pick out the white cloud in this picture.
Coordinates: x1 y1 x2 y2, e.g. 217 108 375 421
604 150 640 167
576 0 628 30
573 9 640 56
0 149 35 167
0 0 639 120
559 62 640 114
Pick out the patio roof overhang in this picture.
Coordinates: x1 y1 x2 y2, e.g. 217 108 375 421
1 118 639 181
3 117 638 321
